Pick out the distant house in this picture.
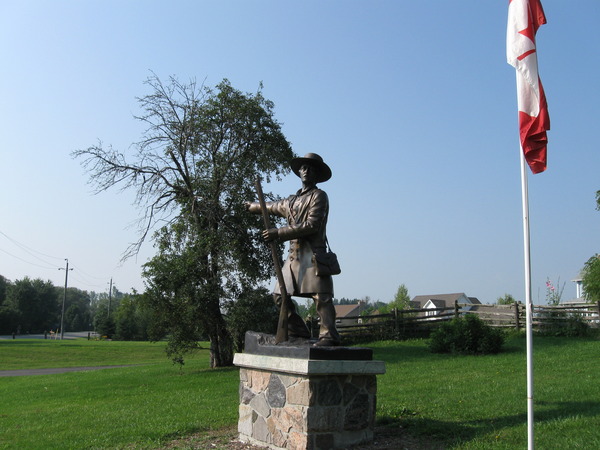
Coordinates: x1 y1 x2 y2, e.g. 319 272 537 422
411 293 481 318
570 276 584 302
334 301 368 327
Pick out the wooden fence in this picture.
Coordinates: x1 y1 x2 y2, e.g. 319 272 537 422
307 301 600 342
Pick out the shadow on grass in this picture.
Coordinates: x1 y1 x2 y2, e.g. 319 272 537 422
369 341 441 365
532 334 600 347
370 339 524 365
378 400 600 446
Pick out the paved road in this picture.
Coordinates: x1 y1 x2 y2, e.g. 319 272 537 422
0 331 97 340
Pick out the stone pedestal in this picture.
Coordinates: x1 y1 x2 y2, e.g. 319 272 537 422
233 333 385 450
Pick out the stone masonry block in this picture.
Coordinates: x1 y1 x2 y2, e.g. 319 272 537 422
266 414 287 448
344 393 370 430
238 404 254 437
249 392 271 419
240 385 255 404
314 432 334 450
267 374 286 408
249 369 271 392
306 406 343 432
366 375 377 394
342 381 360 406
335 428 373 448
252 415 271 444
279 373 302 388
286 379 314 406
235 352 385 449
276 405 306 433
288 430 309 450
315 378 342 406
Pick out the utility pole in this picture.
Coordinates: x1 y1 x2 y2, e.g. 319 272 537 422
58 259 73 340
108 278 113 317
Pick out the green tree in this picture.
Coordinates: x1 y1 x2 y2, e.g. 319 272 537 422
0 275 19 334
225 287 278 352
93 303 116 338
0 304 19 334
0 275 8 305
391 284 411 309
74 75 293 367
305 299 317 320
582 255 600 303
359 297 388 316
60 287 92 331
113 293 154 341
496 293 516 305
91 292 120 338
114 295 139 340
5 277 59 333
379 284 411 314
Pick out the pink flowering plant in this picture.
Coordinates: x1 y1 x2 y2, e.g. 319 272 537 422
545 277 565 306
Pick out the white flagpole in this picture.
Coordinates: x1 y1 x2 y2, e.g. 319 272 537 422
520 144 535 449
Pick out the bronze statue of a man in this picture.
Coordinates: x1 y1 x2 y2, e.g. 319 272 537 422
247 153 341 347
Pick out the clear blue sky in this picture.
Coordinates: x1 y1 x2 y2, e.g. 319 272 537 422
1 1 598 304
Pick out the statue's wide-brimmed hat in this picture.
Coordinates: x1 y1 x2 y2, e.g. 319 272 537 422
291 153 332 183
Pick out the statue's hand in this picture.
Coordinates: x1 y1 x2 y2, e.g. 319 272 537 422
262 228 278 242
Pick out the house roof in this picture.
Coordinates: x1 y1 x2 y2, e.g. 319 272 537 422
424 299 446 308
411 293 478 309
334 304 363 318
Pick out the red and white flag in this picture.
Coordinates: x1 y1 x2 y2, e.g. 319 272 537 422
507 0 550 174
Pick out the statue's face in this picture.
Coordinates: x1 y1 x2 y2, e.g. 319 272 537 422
299 163 318 185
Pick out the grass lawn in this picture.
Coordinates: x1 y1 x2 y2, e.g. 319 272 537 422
372 334 600 449
0 339 168 370
0 340 238 449
1 335 599 448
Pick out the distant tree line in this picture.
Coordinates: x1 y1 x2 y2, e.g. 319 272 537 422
0 274 156 339
0 273 278 348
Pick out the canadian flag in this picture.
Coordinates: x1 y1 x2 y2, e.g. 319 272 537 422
507 0 550 174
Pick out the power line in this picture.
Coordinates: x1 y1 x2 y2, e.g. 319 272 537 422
70 264 109 281
0 247 59 270
0 230 112 287
0 230 63 268
69 271 108 289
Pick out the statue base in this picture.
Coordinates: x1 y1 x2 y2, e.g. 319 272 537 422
233 332 386 449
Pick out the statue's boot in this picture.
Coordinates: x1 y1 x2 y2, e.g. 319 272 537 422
314 293 341 346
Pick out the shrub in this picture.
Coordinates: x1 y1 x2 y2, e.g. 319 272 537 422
428 314 505 355
537 312 590 337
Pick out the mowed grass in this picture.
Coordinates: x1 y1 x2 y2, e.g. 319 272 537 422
373 334 600 449
0 339 168 370
0 340 238 449
1 335 600 449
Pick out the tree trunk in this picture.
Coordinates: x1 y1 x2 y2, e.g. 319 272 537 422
208 314 234 367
